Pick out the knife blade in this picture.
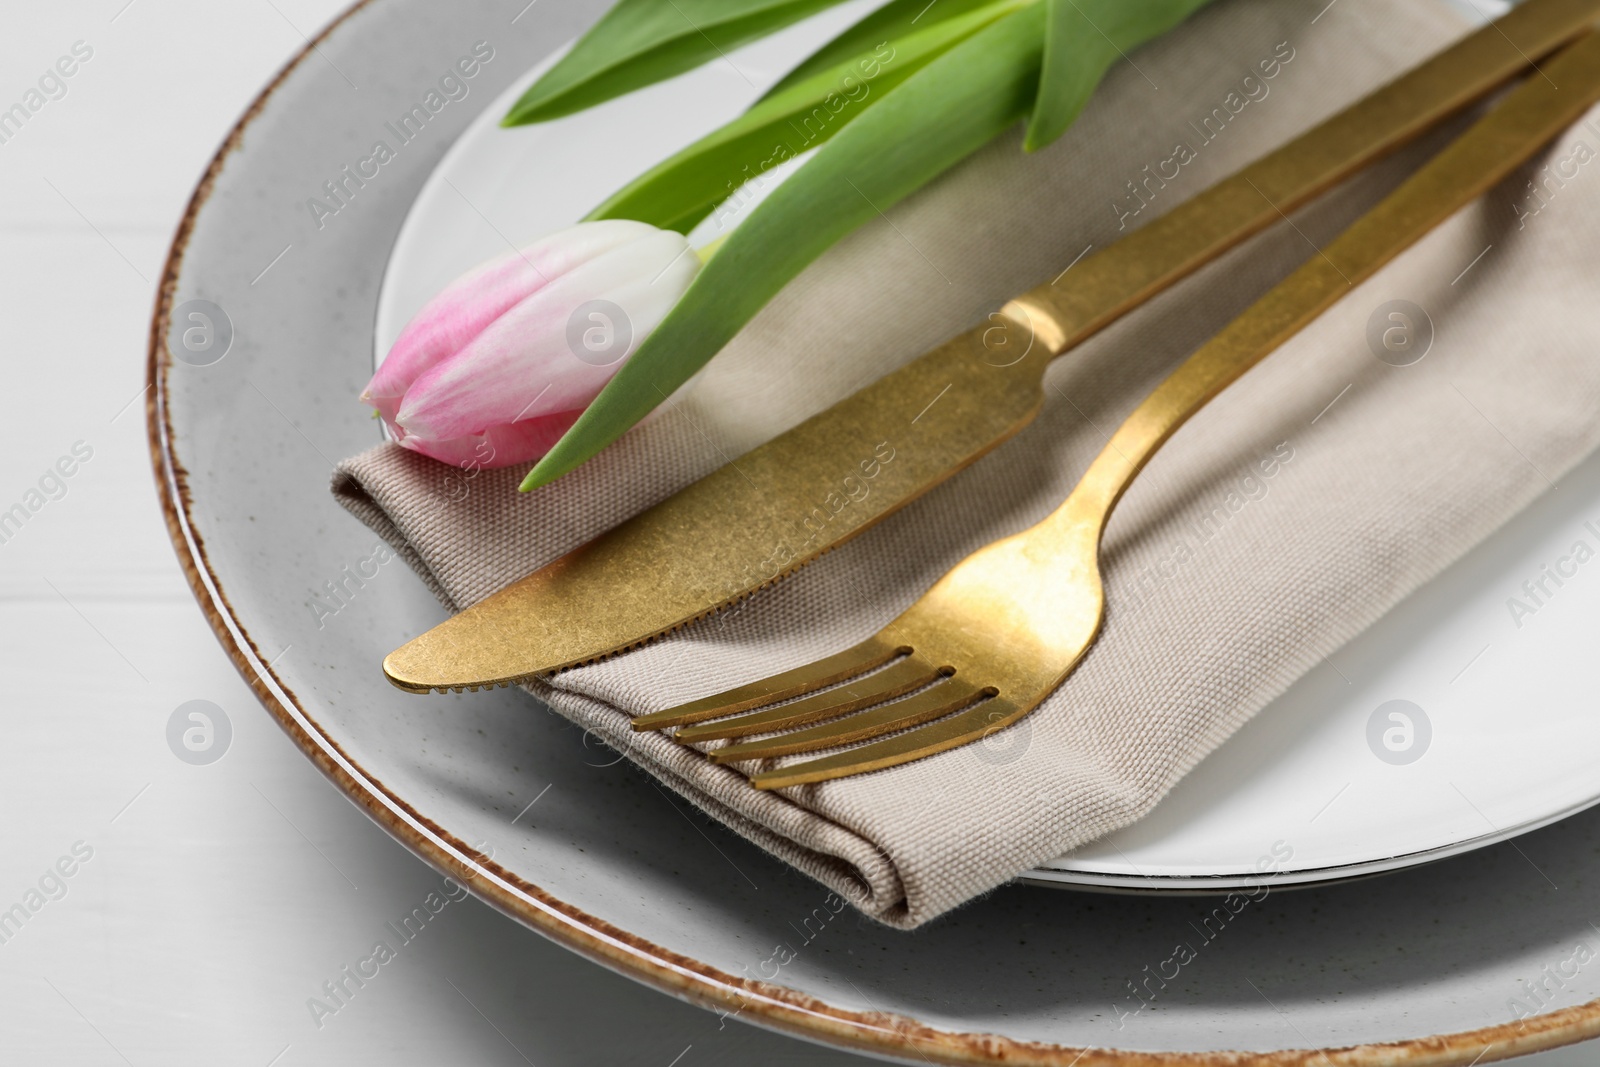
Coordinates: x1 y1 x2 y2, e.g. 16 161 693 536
384 0 1600 693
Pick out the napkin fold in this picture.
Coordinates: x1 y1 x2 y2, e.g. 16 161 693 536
333 0 1600 926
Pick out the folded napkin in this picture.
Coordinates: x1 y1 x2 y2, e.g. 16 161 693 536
333 0 1600 926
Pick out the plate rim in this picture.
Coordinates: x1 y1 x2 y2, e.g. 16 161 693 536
144 1 1600 1062
1031 785 1600 891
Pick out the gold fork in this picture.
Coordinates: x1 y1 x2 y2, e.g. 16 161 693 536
631 31 1600 790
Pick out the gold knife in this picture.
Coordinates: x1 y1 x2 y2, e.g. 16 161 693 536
385 0 1600 694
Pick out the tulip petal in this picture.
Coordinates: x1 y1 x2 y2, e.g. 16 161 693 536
394 408 583 469
363 218 659 420
394 229 699 445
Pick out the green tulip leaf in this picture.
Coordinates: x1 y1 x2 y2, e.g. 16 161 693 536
587 0 1029 233
502 0 852 126
757 0 1022 100
523 3 1047 490
1025 0 1216 151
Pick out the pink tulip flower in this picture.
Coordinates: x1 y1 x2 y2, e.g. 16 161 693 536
363 219 700 469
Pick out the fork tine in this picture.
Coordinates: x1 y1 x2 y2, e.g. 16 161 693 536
708 678 987 764
630 636 903 732
749 695 1029 790
675 657 939 743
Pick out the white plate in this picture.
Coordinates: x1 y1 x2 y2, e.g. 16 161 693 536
376 0 1600 891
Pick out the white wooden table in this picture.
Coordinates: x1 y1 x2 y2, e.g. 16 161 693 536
0 2 1591 1063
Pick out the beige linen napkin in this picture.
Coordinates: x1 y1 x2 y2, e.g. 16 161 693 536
333 0 1600 926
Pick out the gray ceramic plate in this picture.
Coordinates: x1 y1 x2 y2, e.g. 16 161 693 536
150 0 1600 1061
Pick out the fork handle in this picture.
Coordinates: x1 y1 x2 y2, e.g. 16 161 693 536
1062 29 1600 532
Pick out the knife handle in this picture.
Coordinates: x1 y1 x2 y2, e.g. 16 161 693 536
1001 0 1600 360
